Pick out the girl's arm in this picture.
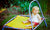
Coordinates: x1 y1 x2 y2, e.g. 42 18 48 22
37 14 41 23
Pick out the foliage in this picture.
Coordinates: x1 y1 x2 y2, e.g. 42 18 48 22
8 0 47 14
1 0 47 14
39 0 48 14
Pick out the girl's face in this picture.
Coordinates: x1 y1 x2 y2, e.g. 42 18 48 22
32 8 39 14
34 10 39 14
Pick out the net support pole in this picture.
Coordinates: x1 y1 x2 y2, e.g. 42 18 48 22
2 26 5 30
36 0 47 27
29 0 47 30
44 19 47 27
29 0 36 30
2 28 4 30
29 1 34 30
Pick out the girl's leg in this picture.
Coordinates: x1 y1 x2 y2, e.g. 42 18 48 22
23 21 29 23
23 18 30 23
26 23 34 27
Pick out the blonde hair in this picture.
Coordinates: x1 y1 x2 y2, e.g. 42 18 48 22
32 6 39 10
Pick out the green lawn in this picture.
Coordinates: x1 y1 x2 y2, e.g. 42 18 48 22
1 14 50 30
0 14 16 26
36 15 50 30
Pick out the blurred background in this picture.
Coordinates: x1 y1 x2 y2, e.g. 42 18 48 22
0 0 50 30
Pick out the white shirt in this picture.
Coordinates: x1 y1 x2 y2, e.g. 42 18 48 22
29 13 41 23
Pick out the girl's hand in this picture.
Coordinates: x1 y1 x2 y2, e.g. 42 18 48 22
31 16 33 18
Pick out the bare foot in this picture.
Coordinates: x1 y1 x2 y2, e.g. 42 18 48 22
25 25 30 27
23 21 26 23
25 25 31 27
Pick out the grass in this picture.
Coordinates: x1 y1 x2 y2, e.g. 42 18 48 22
0 14 50 30
36 15 50 30
0 14 16 26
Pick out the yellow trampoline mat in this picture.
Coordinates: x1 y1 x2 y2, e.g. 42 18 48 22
6 15 34 29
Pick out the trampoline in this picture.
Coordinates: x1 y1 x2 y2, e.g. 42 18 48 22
2 0 47 30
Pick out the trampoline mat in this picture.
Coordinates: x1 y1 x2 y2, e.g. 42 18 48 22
5 15 35 29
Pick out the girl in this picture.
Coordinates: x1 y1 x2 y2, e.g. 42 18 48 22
23 6 41 27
